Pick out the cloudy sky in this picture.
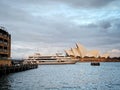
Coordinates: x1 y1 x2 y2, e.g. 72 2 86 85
0 0 120 58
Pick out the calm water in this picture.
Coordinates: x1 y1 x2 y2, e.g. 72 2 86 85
0 62 120 90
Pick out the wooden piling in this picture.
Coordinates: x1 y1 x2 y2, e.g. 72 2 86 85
0 64 38 76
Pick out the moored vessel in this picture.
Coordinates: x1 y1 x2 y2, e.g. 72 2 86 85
23 53 78 65
91 62 100 66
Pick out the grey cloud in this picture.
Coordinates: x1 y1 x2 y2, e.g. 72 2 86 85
74 18 120 49
26 0 120 9
0 0 120 58
0 0 37 28
1 0 116 8
99 21 111 29
54 0 115 8
8 16 120 50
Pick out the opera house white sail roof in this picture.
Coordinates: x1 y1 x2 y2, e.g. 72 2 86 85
86 50 100 58
65 49 74 56
71 48 80 57
100 53 109 58
65 43 109 58
76 43 87 58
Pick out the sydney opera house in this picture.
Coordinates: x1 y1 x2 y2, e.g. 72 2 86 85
65 43 109 59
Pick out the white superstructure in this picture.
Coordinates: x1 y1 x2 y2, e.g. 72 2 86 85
24 53 78 65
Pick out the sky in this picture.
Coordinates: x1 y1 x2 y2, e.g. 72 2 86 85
0 0 120 58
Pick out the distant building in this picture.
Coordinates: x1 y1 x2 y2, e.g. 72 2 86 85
100 53 109 58
0 26 11 66
65 43 109 59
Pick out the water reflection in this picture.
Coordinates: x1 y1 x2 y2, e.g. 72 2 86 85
0 75 11 90
0 62 120 90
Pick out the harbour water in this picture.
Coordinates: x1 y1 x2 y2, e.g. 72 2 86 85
0 62 120 90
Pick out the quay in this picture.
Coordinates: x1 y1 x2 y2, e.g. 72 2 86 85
0 64 38 76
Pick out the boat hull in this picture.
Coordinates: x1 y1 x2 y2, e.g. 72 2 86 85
37 61 77 65
91 62 100 66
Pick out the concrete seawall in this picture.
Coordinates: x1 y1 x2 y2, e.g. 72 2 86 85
79 58 120 62
0 64 38 76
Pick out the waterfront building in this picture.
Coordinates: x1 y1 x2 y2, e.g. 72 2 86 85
86 50 100 58
0 26 11 66
76 43 87 58
71 48 80 57
65 43 108 59
100 53 109 58
65 49 74 57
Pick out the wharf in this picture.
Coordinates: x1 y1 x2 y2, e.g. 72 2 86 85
0 64 38 76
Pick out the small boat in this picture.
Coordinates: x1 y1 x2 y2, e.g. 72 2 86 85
91 62 100 66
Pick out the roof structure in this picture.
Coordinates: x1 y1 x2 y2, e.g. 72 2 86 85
86 50 100 58
64 42 109 58
76 43 87 58
101 53 109 58
65 49 74 56
71 48 80 57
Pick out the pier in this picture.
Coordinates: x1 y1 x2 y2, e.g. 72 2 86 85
0 64 38 76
